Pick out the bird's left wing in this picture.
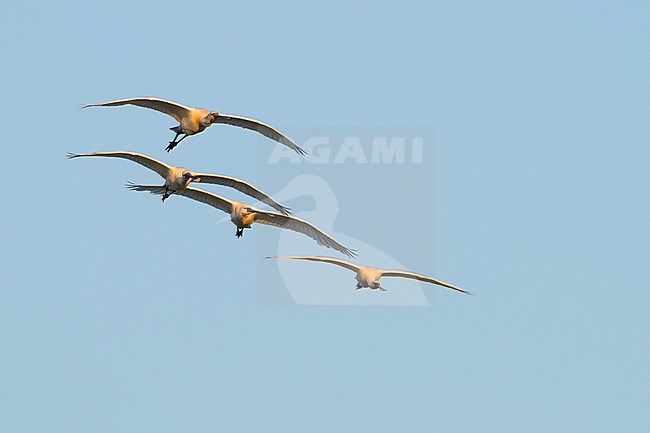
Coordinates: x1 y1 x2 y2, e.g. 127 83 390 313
381 270 471 295
191 172 290 215
173 187 234 215
253 211 356 258
214 114 307 155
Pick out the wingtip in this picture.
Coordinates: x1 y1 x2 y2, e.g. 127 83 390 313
66 152 78 159
266 255 297 260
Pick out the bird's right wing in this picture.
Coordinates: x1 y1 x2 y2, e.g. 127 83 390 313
125 182 167 196
83 97 192 123
126 184 234 215
191 172 290 215
172 186 234 215
269 255 360 273
67 151 170 179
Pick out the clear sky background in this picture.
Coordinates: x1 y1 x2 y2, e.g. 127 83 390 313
2 1 649 432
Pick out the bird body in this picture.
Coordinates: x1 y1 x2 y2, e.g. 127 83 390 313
67 151 289 213
165 165 194 191
176 107 212 136
229 201 256 229
355 266 386 291
83 97 306 154
269 255 470 295
127 185 356 258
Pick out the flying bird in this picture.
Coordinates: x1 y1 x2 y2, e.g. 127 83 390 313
82 96 306 154
67 151 290 214
268 255 470 295
128 185 356 258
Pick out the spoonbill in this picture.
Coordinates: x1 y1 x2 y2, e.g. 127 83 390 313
67 151 290 214
262 174 432 305
268 256 470 295
83 96 306 154
127 184 357 258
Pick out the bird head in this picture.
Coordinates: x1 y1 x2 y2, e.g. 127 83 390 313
207 111 220 123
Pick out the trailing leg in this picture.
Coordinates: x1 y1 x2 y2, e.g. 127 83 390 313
166 127 188 152
162 187 172 202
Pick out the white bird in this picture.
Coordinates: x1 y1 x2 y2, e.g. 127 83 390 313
67 151 290 214
128 184 357 258
267 174 432 305
83 96 306 154
269 255 471 295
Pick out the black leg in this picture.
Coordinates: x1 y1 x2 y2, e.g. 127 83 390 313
166 133 188 152
166 132 181 152
235 228 244 238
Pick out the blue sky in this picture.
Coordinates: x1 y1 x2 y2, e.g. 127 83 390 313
2 1 649 432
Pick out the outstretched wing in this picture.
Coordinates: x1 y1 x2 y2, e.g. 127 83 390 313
191 172 290 215
214 114 307 155
269 255 360 273
253 211 356 258
126 184 234 215
172 186 234 215
381 270 471 295
125 182 167 196
83 97 192 123
67 151 170 179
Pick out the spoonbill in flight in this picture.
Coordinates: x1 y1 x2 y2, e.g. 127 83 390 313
269 255 470 295
83 96 306 154
67 151 289 214
128 185 356 258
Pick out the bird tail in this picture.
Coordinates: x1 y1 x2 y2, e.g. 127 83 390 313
125 182 166 196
